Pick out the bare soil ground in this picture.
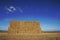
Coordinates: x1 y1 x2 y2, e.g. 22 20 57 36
0 32 60 40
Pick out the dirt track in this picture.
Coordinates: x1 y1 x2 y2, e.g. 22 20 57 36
0 32 60 40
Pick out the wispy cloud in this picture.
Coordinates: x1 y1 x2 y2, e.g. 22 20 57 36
5 6 23 14
41 24 60 31
5 6 16 13
0 25 9 30
18 8 23 13
44 27 60 31
45 24 48 27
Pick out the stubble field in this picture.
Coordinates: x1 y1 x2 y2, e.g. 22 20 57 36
0 32 60 40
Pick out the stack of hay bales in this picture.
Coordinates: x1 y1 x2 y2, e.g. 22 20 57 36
8 21 42 35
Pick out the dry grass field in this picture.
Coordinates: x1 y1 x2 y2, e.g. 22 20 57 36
0 32 60 40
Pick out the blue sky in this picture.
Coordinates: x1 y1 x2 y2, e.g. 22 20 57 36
0 0 60 31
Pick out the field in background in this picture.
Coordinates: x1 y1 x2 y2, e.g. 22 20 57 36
0 32 60 40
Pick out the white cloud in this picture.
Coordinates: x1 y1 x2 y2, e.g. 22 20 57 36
5 6 24 14
6 6 16 13
7 8 12 12
10 6 16 11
